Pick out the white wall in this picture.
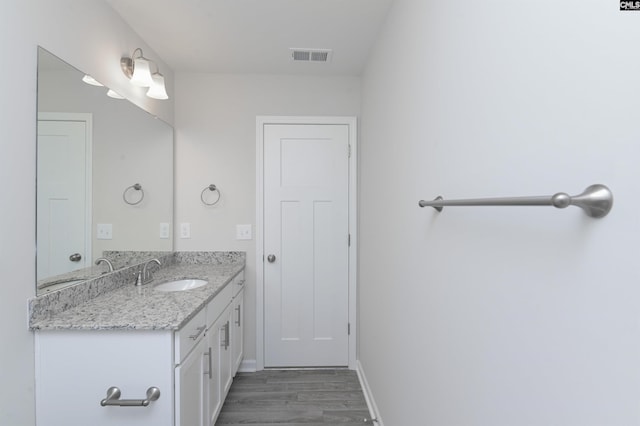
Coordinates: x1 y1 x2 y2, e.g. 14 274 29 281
174 73 361 364
0 2 173 424
359 1 640 425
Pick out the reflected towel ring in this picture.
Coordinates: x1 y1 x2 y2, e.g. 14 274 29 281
123 183 144 205
201 184 221 206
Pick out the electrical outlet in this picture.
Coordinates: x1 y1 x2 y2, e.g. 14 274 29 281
180 223 191 239
236 224 252 240
97 223 113 240
159 223 170 239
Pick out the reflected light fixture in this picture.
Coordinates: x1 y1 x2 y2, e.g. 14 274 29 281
106 89 125 99
121 48 169 100
82 74 103 86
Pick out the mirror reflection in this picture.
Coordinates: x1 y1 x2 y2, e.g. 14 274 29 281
36 47 173 294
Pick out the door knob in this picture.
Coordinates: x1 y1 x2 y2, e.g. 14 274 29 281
69 253 82 262
267 254 276 263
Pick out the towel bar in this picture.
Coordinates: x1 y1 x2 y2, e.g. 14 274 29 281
419 184 613 218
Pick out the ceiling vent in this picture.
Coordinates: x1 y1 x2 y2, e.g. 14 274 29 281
290 48 333 63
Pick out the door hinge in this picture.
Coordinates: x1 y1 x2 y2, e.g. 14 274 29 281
348 234 351 247
348 144 351 158
348 323 351 335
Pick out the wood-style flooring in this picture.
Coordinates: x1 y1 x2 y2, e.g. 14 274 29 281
215 369 374 425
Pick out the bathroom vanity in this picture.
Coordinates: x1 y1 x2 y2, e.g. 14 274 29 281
30 252 245 426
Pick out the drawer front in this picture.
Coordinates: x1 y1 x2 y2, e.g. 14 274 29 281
206 282 234 328
232 270 245 297
175 307 207 364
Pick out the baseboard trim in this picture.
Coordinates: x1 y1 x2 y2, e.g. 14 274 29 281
356 360 384 426
238 359 257 373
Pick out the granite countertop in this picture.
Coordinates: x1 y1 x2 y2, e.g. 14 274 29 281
30 262 245 331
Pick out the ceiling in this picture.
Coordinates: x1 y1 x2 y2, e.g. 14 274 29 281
106 0 395 75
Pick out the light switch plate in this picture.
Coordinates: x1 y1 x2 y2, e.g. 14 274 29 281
180 223 191 239
97 223 113 240
159 223 170 239
236 224 252 240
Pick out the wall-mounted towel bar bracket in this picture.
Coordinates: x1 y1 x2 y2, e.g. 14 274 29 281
419 184 613 218
100 386 160 407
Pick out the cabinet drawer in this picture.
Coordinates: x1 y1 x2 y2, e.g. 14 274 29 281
232 271 245 297
175 308 207 364
206 281 234 328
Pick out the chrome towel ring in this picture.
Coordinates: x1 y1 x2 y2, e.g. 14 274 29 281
201 184 221 206
123 183 144 205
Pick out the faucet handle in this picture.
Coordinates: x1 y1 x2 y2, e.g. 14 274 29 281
134 271 143 286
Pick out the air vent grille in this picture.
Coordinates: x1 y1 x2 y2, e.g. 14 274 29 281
292 50 311 61
290 49 333 63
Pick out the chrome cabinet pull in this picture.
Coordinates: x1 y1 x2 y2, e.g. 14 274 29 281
235 305 241 327
267 254 276 263
204 347 212 380
189 325 206 341
221 321 230 350
100 386 160 407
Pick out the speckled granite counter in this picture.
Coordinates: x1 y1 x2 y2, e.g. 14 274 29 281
29 252 245 331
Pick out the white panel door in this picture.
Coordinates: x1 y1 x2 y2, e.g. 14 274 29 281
264 124 350 367
37 119 90 279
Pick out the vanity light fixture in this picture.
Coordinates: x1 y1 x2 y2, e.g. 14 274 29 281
82 74 103 86
121 48 169 100
146 72 169 100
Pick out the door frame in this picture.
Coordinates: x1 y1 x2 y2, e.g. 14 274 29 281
256 116 358 370
37 112 93 276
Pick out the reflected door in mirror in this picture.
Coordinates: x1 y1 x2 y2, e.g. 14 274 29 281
37 117 91 280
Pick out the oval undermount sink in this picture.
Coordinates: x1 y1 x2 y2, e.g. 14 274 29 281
154 279 208 292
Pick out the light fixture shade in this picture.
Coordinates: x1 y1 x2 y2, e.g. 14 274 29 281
146 73 169 100
82 74 103 86
130 57 153 87
106 89 125 99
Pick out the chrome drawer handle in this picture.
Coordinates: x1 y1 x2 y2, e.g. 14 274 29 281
100 386 160 407
189 325 206 341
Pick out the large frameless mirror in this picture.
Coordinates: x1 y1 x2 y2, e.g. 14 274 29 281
36 47 173 294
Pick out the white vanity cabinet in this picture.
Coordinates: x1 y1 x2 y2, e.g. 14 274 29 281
231 281 244 375
35 270 245 426
202 270 245 425
35 330 175 426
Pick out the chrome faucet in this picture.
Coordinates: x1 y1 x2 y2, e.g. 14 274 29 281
95 257 114 273
140 258 162 285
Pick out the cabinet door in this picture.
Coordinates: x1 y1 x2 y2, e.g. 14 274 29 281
175 337 207 426
205 324 222 426
219 308 233 398
35 331 173 426
231 289 244 376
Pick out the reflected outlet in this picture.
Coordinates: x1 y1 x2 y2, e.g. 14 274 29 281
180 223 191 239
97 224 112 240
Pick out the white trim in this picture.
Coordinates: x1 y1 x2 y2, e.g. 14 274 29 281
356 360 385 426
238 359 257 373
255 116 358 371
37 112 93 272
